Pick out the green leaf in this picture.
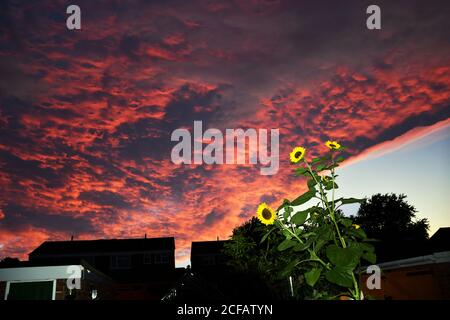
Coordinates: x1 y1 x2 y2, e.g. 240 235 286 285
279 258 300 278
291 189 316 206
362 252 377 264
352 228 367 239
307 179 317 189
324 181 338 190
312 155 331 164
340 218 353 228
317 224 334 242
277 239 296 251
339 198 364 205
260 228 275 244
326 245 360 269
327 163 339 170
276 199 290 211
305 268 322 287
291 209 309 225
283 205 293 220
281 229 293 239
335 156 345 163
325 266 354 288
293 239 313 252
294 167 308 176
314 239 327 253
359 242 375 253
302 232 317 239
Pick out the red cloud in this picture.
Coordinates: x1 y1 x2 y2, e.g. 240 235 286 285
0 1 449 265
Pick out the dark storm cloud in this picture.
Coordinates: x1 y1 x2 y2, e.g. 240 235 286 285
259 194 277 204
374 103 450 146
0 60 48 101
0 150 66 188
109 83 227 162
73 38 112 60
0 203 95 233
78 190 130 209
202 209 224 227
117 35 141 58
164 84 226 126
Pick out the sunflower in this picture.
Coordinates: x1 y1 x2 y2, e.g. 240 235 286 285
289 146 306 163
325 140 341 150
256 203 276 225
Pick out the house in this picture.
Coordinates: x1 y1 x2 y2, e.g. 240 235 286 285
0 261 114 300
361 251 450 299
190 240 229 270
29 237 176 281
0 236 183 300
162 240 232 302
361 227 450 300
428 227 450 253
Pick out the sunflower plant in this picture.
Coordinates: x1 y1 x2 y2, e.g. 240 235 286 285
256 141 376 300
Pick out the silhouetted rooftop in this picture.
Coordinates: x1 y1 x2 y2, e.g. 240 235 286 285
191 240 228 255
29 237 175 257
429 227 450 252
430 227 450 242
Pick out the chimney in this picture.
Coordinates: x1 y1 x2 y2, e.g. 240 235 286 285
71 235 74 241
217 236 219 241
144 233 147 239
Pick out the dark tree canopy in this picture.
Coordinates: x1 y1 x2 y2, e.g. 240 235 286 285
352 193 429 242
222 217 303 299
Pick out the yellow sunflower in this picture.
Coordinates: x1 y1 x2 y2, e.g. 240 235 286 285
256 203 276 225
325 140 341 150
289 146 306 163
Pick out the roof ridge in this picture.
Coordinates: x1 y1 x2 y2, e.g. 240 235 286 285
42 236 175 243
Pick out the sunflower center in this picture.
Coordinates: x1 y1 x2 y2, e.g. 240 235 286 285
294 151 302 158
262 208 272 220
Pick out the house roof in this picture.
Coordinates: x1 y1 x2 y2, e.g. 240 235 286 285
429 227 450 252
375 251 450 271
430 227 450 242
191 240 228 255
29 237 175 257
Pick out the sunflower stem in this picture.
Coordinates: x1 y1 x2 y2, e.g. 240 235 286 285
280 223 330 270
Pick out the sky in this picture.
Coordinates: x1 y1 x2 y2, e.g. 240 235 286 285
0 0 449 267
337 118 450 235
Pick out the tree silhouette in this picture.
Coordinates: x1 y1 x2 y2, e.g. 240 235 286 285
351 193 429 242
223 217 305 299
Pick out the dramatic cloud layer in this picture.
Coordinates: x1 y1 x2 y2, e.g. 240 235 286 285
0 0 449 264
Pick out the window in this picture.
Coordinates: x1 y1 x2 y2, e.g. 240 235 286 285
216 254 227 265
7 281 54 300
84 255 95 266
110 255 131 269
154 252 169 264
161 252 169 264
143 252 170 264
200 255 215 266
143 253 152 264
